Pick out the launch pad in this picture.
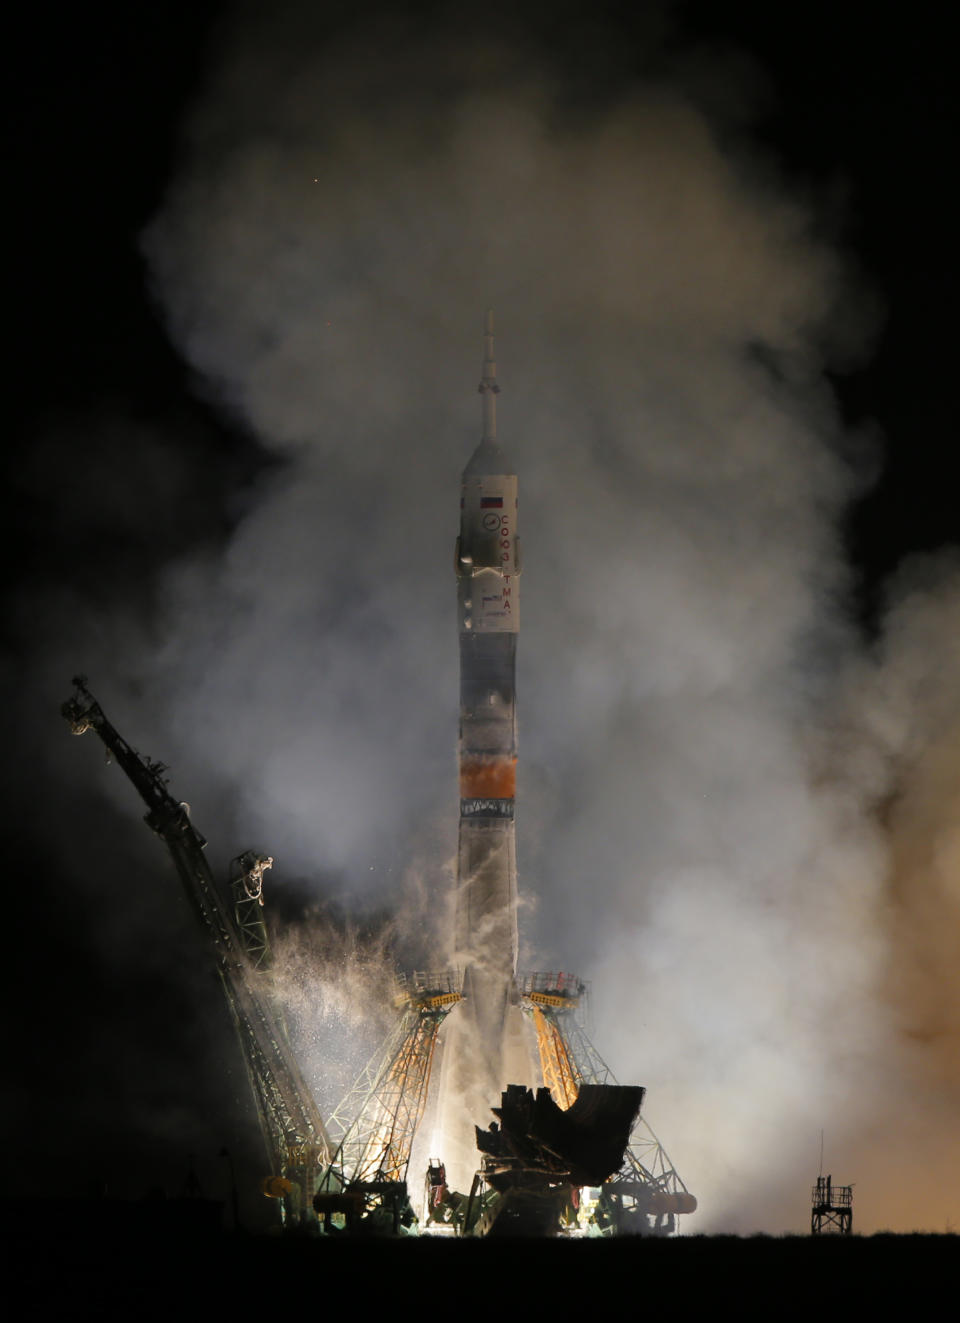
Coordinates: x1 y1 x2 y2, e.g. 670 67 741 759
61 315 696 1236
306 962 693 1235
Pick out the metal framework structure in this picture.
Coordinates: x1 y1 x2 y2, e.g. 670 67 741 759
520 970 696 1233
230 850 273 970
61 677 331 1222
317 971 462 1224
811 1175 853 1235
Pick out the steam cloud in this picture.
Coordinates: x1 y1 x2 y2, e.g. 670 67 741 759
32 3 958 1229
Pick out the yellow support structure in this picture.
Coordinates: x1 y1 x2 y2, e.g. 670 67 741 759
530 1004 580 1110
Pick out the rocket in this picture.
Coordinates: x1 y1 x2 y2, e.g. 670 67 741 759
432 312 535 1191
454 309 521 1051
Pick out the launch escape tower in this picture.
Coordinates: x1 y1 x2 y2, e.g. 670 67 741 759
61 315 696 1235
811 1175 853 1235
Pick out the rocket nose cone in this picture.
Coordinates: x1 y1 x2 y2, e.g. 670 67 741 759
464 438 515 477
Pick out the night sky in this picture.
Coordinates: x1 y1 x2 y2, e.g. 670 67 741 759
8 1 957 1232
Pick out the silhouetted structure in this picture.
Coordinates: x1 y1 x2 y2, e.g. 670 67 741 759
811 1174 853 1235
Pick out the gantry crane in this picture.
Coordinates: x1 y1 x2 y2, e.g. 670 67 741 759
520 971 697 1234
61 677 332 1224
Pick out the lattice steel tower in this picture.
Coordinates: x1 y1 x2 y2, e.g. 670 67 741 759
811 1174 853 1235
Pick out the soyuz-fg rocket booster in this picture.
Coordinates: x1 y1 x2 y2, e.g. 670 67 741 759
454 310 520 1049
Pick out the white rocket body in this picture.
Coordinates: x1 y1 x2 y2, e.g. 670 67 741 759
454 314 520 1046
433 314 534 1190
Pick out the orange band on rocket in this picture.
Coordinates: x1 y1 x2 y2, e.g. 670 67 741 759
459 757 517 799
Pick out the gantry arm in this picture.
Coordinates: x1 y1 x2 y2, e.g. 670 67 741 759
61 677 332 1196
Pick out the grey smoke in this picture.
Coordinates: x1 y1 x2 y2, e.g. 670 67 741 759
42 4 954 1229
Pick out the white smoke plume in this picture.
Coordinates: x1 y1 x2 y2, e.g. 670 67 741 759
69 1 955 1230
